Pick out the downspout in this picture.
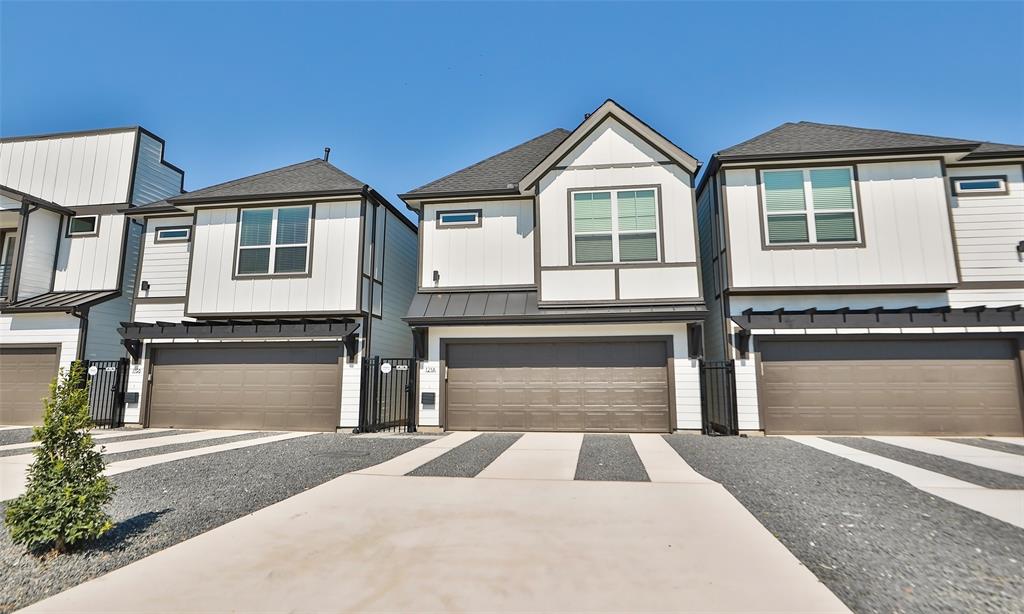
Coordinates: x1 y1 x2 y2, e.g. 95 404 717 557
70 307 89 362
8 201 33 303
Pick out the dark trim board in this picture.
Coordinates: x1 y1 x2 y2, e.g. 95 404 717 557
732 307 1022 331
541 261 698 271
416 284 537 294
957 281 1024 290
120 319 360 341
727 283 955 295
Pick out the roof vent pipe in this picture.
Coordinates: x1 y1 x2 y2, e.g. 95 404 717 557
323 147 331 162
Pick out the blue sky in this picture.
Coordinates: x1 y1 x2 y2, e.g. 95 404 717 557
2 1 1022 221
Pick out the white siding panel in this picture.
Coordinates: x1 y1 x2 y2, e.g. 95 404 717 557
369 210 417 358
618 266 698 301
131 132 183 205
558 117 670 167
53 213 126 291
137 216 191 298
187 200 361 316
0 130 135 205
133 301 191 323
16 208 60 299
539 268 615 302
948 164 1024 283
948 288 1024 308
0 313 80 369
420 199 533 288
724 160 959 289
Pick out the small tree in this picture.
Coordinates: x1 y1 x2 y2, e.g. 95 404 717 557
5 362 116 554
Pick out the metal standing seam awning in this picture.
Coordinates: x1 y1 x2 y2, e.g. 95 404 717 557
731 305 1022 330
0 290 122 314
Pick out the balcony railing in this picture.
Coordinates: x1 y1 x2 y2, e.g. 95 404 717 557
0 263 10 299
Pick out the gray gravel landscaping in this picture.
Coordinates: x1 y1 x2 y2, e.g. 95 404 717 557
409 433 521 477
664 435 1024 614
575 434 649 482
0 433 429 613
101 431 282 464
945 438 1024 457
827 437 1024 490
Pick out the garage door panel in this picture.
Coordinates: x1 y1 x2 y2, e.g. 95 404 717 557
761 339 1023 436
445 340 671 433
149 346 341 431
0 346 59 426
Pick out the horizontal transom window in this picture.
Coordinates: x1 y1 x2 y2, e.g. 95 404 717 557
437 210 480 227
68 215 98 236
236 205 311 276
572 188 660 264
951 176 1008 196
155 227 190 242
761 167 860 245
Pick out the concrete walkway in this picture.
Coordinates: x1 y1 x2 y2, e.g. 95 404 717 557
24 433 848 613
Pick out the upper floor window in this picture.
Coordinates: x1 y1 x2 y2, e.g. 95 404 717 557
155 226 190 243
761 167 860 245
67 215 98 237
236 205 311 276
572 188 659 264
437 210 480 227
951 176 1008 196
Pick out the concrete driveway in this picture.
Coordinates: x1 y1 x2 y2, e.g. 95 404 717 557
23 433 848 613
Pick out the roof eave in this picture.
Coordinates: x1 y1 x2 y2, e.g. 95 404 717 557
716 143 979 164
399 187 521 206
167 187 366 206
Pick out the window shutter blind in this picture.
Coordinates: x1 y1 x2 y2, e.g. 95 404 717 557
810 169 854 210
763 171 806 212
238 248 270 274
274 246 308 273
766 215 809 243
276 207 310 244
619 233 658 261
574 235 613 263
240 210 273 246
814 212 857 242
617 190 657 231
573 192 612 232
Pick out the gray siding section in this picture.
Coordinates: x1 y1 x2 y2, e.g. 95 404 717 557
131 132 183 206
696 180 726 361
84 220 142 360
369 209 417 358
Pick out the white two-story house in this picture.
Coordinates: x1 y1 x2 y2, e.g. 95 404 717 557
0 126 184 425
400 100 707 433
696 121 1024 436
119 156 417 432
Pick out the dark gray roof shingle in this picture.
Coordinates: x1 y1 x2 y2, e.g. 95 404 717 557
964 141 1024 159
169 159 365 204
718 121 979 159
402 129 570 198
405 290 705 324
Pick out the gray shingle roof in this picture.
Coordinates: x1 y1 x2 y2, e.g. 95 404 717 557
169 159 365 204
405 290 705 325
402 129 570 198
964 141 1024 159
718 121 979 159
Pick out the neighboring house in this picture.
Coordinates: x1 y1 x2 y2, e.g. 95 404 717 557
0 126 183 425
696 122 1024 436
400 100 707 433
118 156 417 432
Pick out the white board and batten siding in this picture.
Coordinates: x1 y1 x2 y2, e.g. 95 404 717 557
0 312 81 369
368 209 418 358
16 208 61 299
420 199 534 288
536 117 701 303
53 214 127 291
723 160 959 289
138 216 192 299
417 323 702 431
187 200 362 316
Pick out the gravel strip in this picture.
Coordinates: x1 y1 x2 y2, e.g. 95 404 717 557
0 433 429 613
664 435 1024 614
408 433 522 477
826 437 1024 490
944 438 1024 457
0 429 195 458
0 428 34 446
101 432 282 464
575 434 649 482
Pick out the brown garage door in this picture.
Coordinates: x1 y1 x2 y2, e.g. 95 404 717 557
760 339 1024 436
444 339 671 432
148 344 342 431
0 346 59 425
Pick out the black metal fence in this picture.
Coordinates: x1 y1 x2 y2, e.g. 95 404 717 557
83 358 128 428
358 357 417 433
700 360 738 435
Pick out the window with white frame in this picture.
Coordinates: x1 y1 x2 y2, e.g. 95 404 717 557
236 205 311 276
155 226 190 242
951 176 1007 196
68 215 98 236
572 188 659 264
437 210 480 227
761 167 860 245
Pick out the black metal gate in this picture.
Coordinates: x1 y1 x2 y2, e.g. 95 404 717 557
700 360 738 435
83 358 128 428
358 357 417 433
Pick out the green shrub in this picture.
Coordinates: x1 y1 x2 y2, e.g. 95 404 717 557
4 362 116 554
